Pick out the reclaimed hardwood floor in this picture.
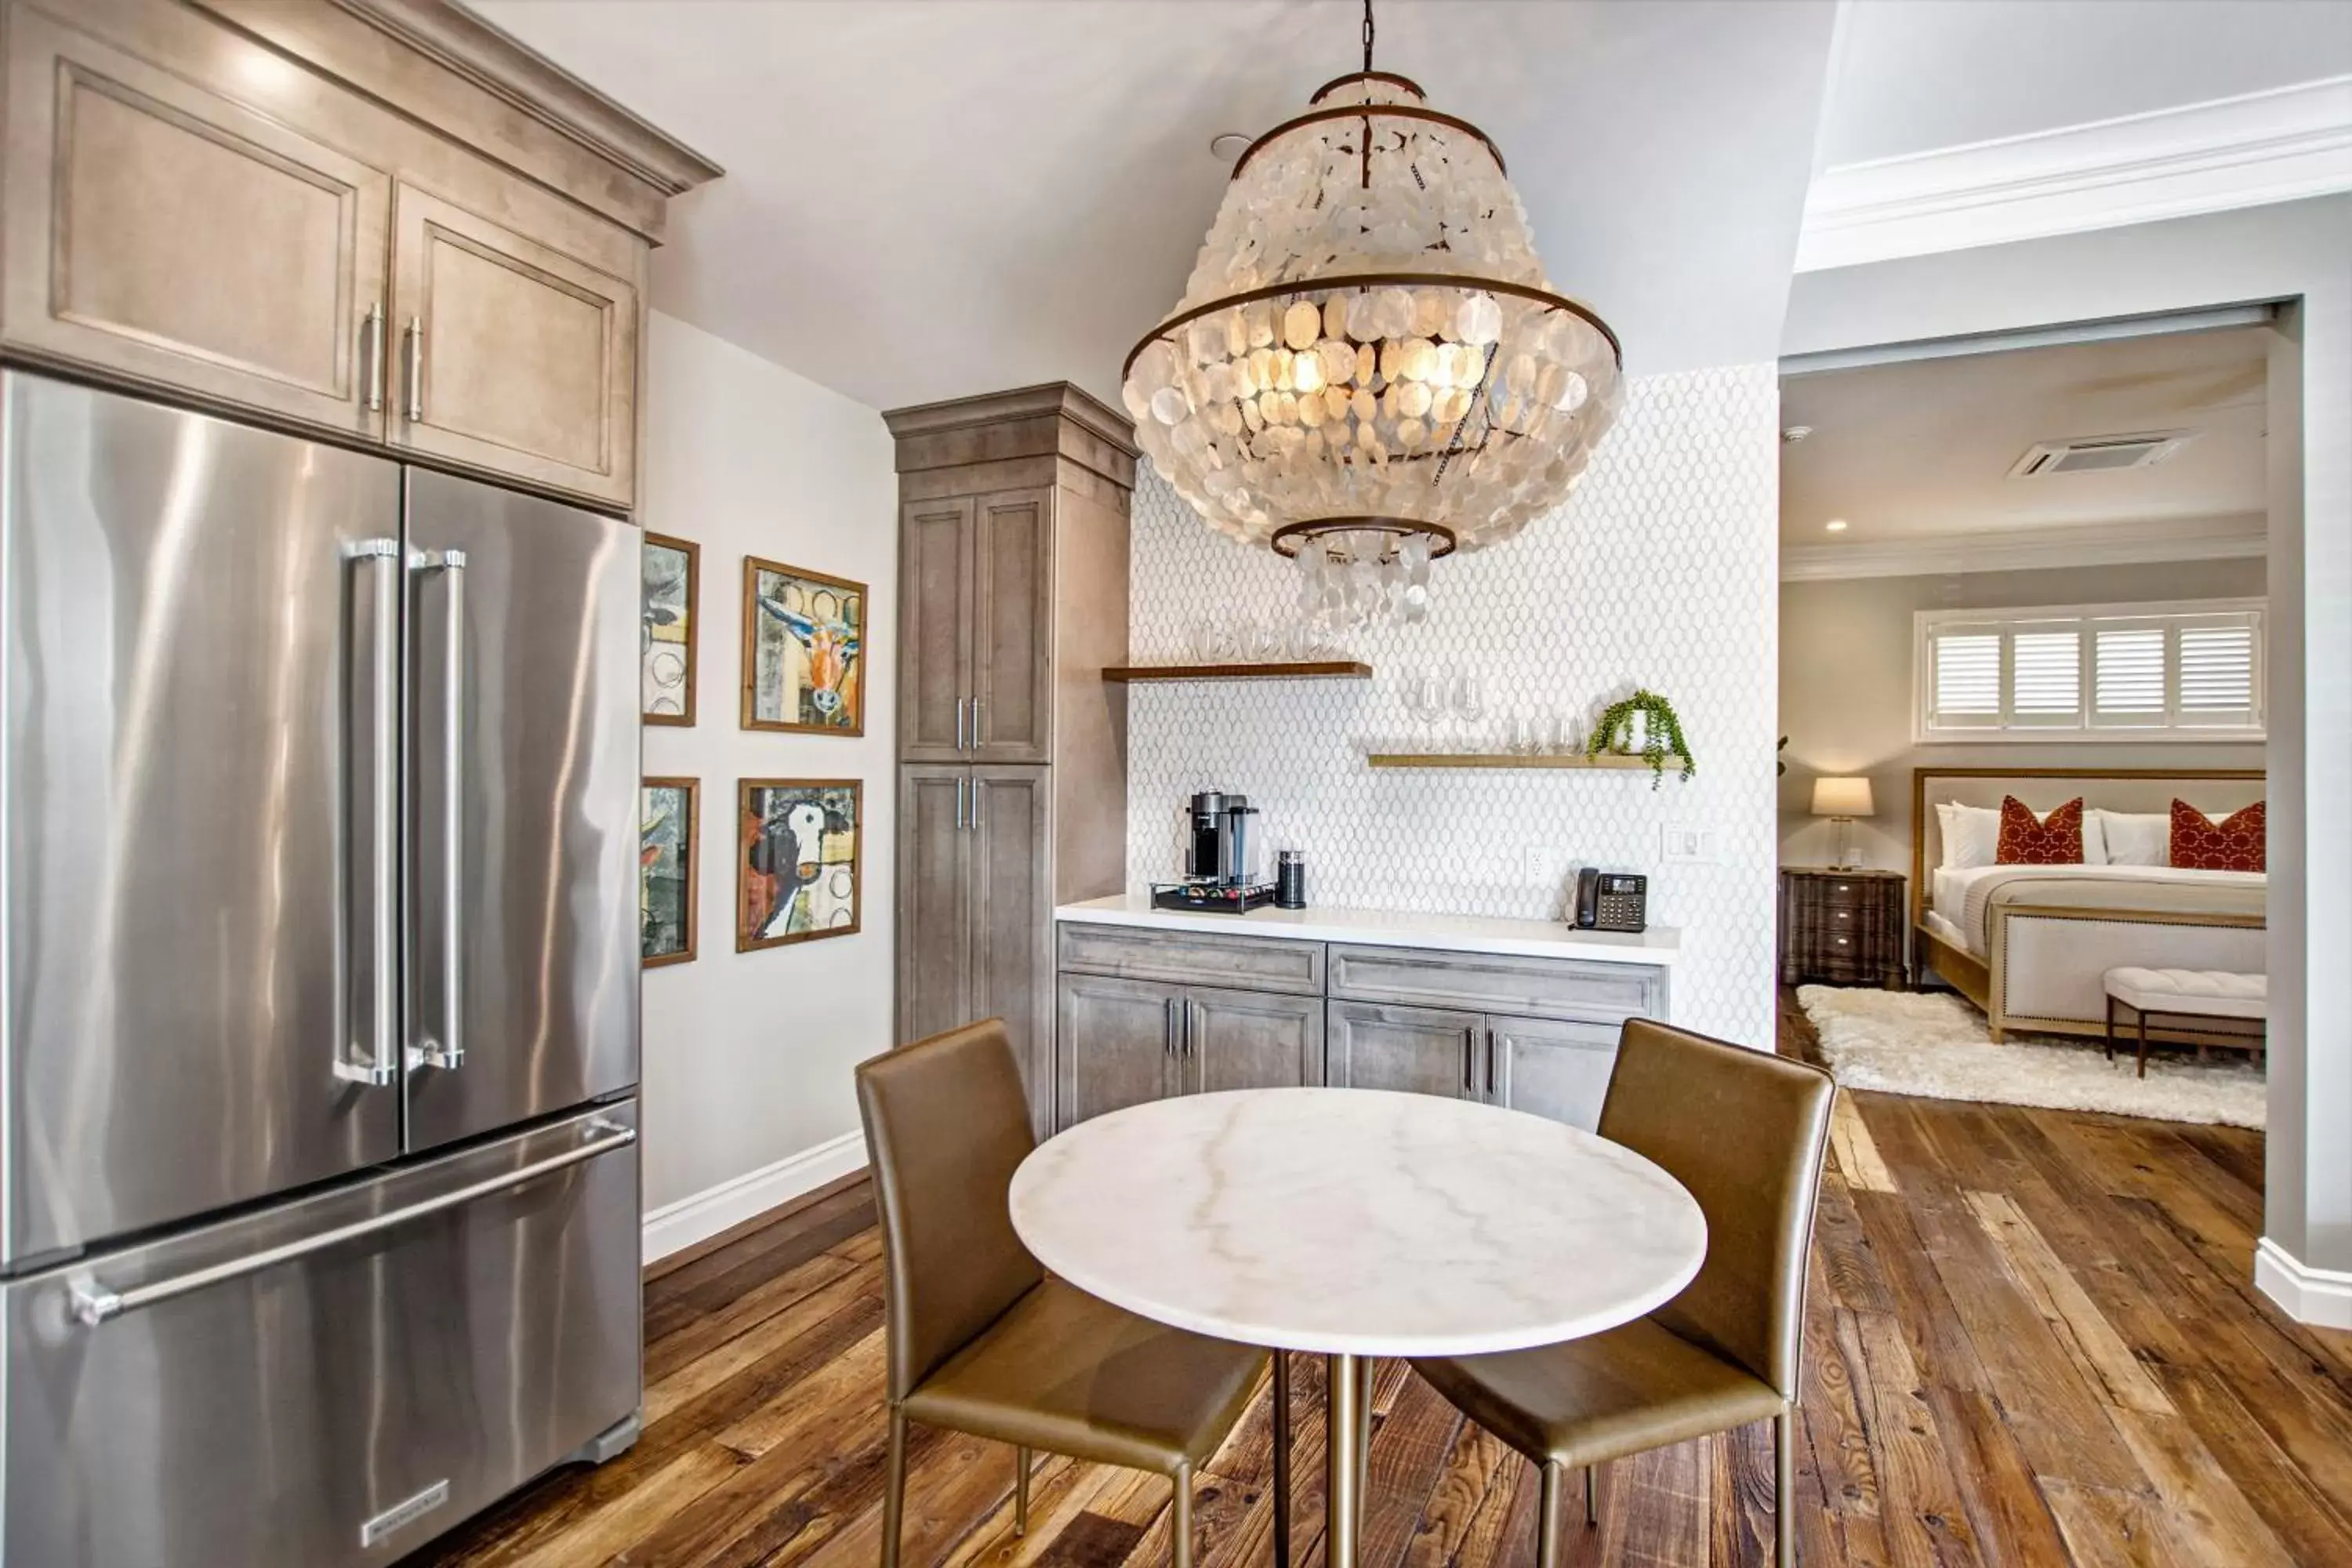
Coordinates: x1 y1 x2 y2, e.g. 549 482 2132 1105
409 995 2352 1567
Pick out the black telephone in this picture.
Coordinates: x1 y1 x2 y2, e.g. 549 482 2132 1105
1573 869 1648 933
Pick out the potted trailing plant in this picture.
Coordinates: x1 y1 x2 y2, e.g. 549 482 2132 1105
1587 689 1694 789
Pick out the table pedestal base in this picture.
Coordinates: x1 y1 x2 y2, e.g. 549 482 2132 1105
1326 1352 1367 1568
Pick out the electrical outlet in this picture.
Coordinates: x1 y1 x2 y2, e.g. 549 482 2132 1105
1521 844 1573 884
1661 823 1718 864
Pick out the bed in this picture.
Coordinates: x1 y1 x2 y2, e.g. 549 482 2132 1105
1911 768 2266 1042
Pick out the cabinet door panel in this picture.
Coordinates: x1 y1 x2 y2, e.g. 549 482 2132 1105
1325 1000 1482 1100
895 767 972 1046
1185 986 1323 1095
972 767 1052 1135
970 488 1054 762
1488 1015 1620 1132
389 182 638 506
898 498 975 760
1 6 390 436
1055 974 1176 1129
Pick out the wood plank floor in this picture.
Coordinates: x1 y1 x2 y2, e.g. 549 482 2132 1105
408 995 2352 1567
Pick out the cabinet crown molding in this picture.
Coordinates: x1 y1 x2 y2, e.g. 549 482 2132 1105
884 382 1138 489
324 0 723 196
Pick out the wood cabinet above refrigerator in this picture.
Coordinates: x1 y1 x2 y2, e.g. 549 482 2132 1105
0 0 718 512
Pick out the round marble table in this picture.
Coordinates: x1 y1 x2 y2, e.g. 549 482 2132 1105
1008 1087 1708 1568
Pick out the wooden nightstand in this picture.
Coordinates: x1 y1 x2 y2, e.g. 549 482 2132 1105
1779 866 1907 989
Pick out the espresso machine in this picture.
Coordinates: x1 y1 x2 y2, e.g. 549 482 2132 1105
1152 790 1276 913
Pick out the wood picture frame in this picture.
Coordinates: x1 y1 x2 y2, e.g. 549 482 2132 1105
641 532 699 726
736 777 863 951
641 775 699 967
741 557 867 735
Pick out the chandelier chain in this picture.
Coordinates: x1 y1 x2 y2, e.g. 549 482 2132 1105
1362 0 1374 74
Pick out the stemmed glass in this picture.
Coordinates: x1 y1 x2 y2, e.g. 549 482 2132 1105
1401 671 1444 749
1450 670 1486 750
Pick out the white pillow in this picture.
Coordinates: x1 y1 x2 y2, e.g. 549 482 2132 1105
1939 803 2002 869
2082 811 2110 866
2094 810 2170 867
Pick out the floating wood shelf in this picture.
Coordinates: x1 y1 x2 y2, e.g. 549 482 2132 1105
1366 752 1691 771
1102 661 1373 683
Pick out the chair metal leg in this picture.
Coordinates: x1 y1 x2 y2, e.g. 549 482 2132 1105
882 1407 909 1568
1775 1410 1796 1568
1272 1352 1294 1568
1356 1356 1374 1501
1015 1445 1031 1536
1584 1462 1597 1526
2104 995 2116 1062
1536 1461 1563 1568
1171 1462 1195 1568
2138 1007 2151 1080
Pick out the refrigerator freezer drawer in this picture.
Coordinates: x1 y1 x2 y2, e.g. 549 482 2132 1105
2 1102 642 1568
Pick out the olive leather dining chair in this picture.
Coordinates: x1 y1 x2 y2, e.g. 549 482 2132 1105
1410 1019 1836 1568
856 1019 1289 1568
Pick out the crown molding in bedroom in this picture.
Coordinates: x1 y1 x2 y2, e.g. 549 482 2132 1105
1780 513 2267 582
1796 75 2352 273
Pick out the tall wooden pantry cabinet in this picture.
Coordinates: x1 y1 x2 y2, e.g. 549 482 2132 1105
884 383 1134 1134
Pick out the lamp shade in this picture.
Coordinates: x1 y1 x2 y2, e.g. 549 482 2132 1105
1811 777 1875 818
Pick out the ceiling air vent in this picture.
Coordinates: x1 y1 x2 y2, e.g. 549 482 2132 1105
2008 430 2194 478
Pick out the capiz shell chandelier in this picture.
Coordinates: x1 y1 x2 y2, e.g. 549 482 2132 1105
1120 1 1623 629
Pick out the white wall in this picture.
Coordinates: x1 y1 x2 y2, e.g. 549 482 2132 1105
1784 194 2352 1316
1127 365 1782 1049
637 311 898 1258
1778 557 2269 870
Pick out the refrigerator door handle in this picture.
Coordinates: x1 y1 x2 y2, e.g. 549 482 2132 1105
340 538 402 1089
64 1117 638 1328
411 546 468 1073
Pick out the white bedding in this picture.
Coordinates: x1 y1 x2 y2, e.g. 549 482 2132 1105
1929 862 2266 956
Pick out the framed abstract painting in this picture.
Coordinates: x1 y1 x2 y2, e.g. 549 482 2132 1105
741 557 866 735
641 776 699 967
736 778 862 951
642 532 699 725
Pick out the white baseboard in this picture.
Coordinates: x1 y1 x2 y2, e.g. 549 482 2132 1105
642 1130 869 1264
2255 1236 2352 1329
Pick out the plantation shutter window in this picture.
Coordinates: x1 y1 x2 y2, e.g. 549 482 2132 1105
1915 600 2263 740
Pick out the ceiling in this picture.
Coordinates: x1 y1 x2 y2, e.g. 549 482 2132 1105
1815 0 2352 169
472 0 1838 411
1777 325 2270 549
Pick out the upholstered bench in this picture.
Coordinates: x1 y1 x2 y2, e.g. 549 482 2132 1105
2102 967 2267 1079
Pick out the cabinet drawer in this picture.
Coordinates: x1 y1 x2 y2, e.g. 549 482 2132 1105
1327 944 1665 1023
1058 924 1324 996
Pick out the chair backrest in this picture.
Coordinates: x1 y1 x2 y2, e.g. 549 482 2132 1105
855 1019 1044 1403
1596 1018 1836 1399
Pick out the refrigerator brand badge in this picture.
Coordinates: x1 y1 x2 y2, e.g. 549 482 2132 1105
360 1479 450 1548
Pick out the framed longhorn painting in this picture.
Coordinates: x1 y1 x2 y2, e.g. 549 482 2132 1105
642 532 699 725
736 778 862 952
742 557 866 735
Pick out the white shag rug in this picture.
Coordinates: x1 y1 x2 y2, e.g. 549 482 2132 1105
1797 985 2266 1129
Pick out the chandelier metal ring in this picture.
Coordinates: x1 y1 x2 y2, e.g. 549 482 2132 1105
1269 518 1458 561
1121 273 1621 383
1307 69 1428 104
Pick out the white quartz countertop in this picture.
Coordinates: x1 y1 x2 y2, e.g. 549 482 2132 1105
1010 1088 1708 1356
1056 893 1679 966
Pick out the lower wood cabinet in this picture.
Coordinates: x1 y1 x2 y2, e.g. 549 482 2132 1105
1054 973 1322 1127
1054 924 1666 1134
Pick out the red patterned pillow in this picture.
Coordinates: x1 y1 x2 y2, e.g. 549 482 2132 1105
1996 796 2085 864
2171 799 2264 871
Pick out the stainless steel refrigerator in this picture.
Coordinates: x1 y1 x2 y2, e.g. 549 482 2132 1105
0 371 643 1566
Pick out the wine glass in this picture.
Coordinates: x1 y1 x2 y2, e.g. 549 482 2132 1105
1450 669 1486 748
1401 670 1443 747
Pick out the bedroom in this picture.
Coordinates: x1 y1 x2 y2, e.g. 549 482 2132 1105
1777 319 2271 1125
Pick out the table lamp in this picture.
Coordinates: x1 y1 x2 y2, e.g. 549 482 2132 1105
1811 776 1875 870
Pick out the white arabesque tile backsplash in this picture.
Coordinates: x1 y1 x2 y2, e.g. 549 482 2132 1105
1125 363 1780 1046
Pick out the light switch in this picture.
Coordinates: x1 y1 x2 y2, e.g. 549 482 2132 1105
1661 824 1717 864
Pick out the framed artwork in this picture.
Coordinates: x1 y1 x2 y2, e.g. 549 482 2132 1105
642 532 699 725
742 557 866 735
737 778 862 951
641 777 699 967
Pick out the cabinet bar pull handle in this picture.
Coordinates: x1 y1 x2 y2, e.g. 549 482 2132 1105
67 1116 635 1327
955 775 967 830
971 696 983 746
1486 1029 1497 1102
361 303 386 412
403 316 424 421
956 696 968 753
1463 1027 1476 1093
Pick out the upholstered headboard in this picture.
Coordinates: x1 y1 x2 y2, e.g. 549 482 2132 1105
1909 767 2267 923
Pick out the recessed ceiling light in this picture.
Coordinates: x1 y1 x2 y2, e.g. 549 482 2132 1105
1209 132 1252 161
1824 519 1849 533
1781 425 1813 445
